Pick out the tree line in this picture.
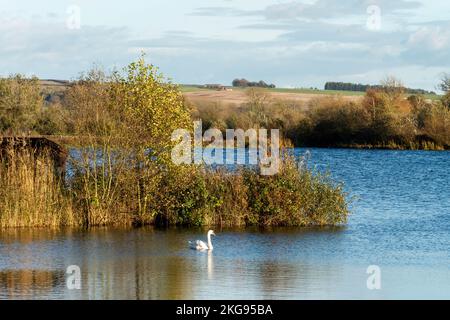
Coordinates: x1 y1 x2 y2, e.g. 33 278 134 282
232 78 276 88
324 81 436 95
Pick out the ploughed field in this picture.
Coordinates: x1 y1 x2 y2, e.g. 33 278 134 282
182 86 363 106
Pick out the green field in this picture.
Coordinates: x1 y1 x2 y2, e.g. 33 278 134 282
179 85 365 95
267 87 365 96
180 85 441 100
178 85 210 92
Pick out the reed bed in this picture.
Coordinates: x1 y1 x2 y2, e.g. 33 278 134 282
0 146 349 228
0 147 76 228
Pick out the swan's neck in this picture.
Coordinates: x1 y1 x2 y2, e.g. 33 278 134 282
207 233 213 249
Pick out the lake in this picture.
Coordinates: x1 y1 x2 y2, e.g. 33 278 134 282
0 148 449 299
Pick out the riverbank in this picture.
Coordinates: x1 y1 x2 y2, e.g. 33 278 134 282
0 146 349 228
192 89 450 151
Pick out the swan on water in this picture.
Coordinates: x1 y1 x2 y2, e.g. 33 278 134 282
190 230 215 250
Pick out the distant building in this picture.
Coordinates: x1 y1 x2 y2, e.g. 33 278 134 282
203 84 232 91
203 84 223 89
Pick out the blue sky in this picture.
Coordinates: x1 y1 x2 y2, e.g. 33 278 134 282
1 0 449 90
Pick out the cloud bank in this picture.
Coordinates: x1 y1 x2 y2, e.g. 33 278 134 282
0 1 449 90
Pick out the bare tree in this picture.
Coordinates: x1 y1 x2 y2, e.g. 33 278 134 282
439 73 450 93
380 76 405 101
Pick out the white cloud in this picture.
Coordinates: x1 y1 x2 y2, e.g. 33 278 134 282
0 14 132 78
408 26 450 50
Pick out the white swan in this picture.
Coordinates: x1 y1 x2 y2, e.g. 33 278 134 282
190 230 215 250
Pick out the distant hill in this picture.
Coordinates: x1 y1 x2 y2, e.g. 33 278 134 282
39 79 71 89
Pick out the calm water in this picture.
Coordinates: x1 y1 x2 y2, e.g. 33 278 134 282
0 148 449 299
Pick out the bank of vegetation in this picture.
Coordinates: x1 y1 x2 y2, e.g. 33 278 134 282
195 77 450 150
0 57 349 228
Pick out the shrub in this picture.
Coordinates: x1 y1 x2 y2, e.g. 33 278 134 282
148 158 349 228
243 156 348 226
292 97 370 146
421 103 450 148
0 75 43 134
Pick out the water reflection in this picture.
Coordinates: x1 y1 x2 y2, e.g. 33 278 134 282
207 251 213 280
0 269 65 299
0 227 353 299
0 226 449 299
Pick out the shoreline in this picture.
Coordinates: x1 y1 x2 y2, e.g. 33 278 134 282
45 135 450 151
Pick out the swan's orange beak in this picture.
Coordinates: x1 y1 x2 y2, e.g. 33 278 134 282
211 232 216 236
